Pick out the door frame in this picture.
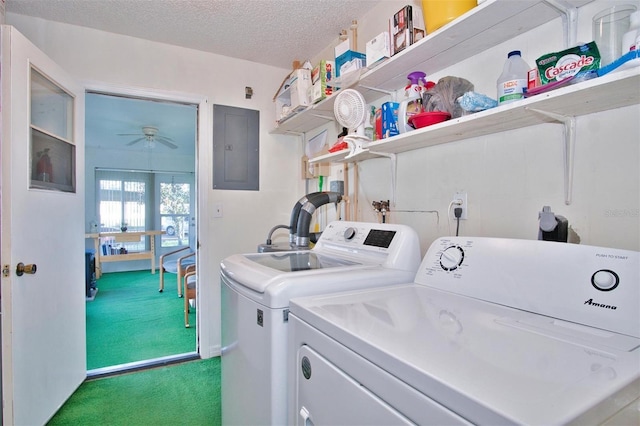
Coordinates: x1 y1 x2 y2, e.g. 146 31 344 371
84 81 211 356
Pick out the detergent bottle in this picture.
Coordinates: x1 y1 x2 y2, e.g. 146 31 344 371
497 50 530 105
398 71 427 133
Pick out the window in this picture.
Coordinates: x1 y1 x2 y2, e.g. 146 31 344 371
97 171 148 231
30 68 76 192
96 169 194 251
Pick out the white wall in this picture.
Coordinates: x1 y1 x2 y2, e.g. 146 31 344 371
314 0 640 253
7 13 304 358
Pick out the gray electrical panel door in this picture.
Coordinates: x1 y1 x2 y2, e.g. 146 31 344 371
213 104 259 190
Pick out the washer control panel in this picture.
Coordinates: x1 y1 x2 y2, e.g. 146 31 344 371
439 245 465 271
415 237 639 338
313 221 421 272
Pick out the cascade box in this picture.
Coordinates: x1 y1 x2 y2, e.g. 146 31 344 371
335 50 367 78
308 60 335 104
274 68 312 122
389 5 426 56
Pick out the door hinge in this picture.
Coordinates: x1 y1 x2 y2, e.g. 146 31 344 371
283 309 289 323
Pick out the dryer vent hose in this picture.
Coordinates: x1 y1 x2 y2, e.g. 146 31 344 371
289 192 322 243
296 192 342 247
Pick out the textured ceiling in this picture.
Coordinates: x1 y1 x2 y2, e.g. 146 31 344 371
6 0 378 69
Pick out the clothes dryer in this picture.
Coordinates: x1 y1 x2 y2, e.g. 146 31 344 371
220 220 421 425
289 237 639 425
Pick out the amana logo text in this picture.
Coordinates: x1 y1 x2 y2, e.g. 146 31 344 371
584 298 617 310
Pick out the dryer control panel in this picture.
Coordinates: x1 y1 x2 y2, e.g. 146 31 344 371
415 237 639 338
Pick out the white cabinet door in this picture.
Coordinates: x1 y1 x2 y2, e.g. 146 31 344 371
1 25 85 425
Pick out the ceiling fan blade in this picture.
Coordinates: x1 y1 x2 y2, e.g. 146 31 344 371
157 138 178 149
126 137 145 146
117 133 142 136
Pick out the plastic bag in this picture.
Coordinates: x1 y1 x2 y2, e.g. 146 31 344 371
422 76 474 118
458 91 498 112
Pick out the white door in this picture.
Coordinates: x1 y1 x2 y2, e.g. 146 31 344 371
0 25 85 425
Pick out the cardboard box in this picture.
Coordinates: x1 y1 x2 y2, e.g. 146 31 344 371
389 5 426 56
366 32 391 68
290 81 309 110
308 60 334 103
335 50 366 77
334 39 350 59
527 68 540 90
381 102 399 139
308 81 334 104
274 68 312 122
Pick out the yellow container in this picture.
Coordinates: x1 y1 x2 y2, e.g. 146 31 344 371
422 0 477 34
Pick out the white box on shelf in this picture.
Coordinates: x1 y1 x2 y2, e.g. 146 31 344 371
334 39 350 59
275 68 312 122
366 32 391 68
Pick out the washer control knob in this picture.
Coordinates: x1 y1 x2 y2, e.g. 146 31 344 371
343 227 357 240
591 269 619 291
440 246 464 271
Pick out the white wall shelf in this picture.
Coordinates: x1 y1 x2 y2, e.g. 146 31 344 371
309 68 639 164
311 67 639 206
270 0 593 136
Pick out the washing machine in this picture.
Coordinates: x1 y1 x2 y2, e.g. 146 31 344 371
289 237 640 425
220 220 422 425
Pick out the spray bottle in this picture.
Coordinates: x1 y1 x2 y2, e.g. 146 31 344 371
398 71 427 133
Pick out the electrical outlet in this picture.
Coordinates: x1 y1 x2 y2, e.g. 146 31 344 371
452 192 468 220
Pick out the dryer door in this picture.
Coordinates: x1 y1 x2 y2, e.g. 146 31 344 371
296 345 412 425
295 344 470 425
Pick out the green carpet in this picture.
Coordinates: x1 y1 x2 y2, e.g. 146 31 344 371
87 271 196 370
47 357 221 425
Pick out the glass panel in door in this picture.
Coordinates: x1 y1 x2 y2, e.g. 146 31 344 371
29 68 75 192
159 178 192 249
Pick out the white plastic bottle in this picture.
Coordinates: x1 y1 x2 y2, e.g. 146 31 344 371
497 50 530 105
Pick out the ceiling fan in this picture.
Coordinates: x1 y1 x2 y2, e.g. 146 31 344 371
117 126 178 149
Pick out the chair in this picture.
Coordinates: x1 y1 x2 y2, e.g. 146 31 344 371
159 246 196 297
183 268 196 328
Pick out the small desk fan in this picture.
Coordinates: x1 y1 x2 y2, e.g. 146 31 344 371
333 89 370 158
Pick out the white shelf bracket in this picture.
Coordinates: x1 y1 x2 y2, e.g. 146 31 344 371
542 0 578 47
342 135 397 206
368 151 398 207
526 107 576 205
309 113 336 121
357 85 396 97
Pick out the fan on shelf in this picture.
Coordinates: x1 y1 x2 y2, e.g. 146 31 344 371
118 126 178 149
333 89 370 158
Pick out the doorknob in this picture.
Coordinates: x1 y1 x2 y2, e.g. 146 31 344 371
16 262 37 276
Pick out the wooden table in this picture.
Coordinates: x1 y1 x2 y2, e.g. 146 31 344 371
85 230 164 278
